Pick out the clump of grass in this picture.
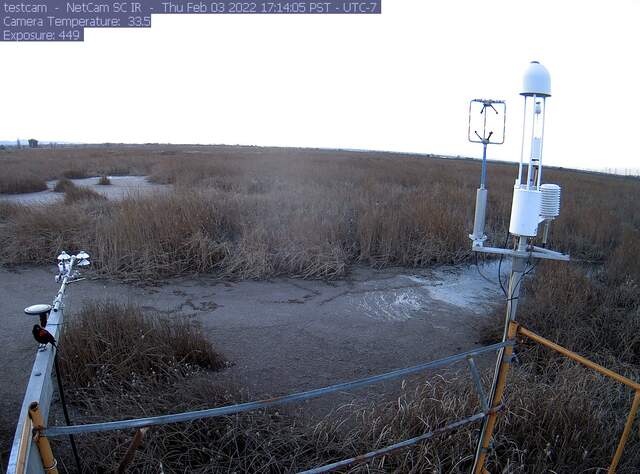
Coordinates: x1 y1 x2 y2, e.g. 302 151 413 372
0 202 21 220
63 186 107 204
97 175 111 185
51 178 111 208
93 190 236 277
0 202 91 264
607 225 640 285
62 168 90 179
59 301 226 389
53 178 75 193
0 173 47 194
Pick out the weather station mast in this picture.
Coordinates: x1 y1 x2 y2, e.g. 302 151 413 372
468 61 569 474
467 97 506 246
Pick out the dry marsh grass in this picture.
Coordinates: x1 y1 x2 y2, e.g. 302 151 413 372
53 178 74 193
0 172 47 194
2 146 638 279
59 301 226 389
0 146 156 186
63 185 107 204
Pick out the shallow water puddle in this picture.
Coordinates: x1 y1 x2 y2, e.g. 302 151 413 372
0 175 169 204
355 261 509 321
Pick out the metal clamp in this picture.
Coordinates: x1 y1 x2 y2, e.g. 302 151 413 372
44 458 58 472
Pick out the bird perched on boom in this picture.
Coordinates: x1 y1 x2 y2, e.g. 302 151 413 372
32 324 57 350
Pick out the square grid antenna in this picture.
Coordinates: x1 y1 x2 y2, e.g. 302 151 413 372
468 99 506 244
468 99 506 145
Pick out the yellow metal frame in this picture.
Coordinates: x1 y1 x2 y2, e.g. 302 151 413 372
475 321 640 474
28 402 59 474
473 322 518 472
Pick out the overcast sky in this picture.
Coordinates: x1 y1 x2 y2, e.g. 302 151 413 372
2 0 639 172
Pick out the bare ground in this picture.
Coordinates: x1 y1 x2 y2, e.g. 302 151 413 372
0 262 505 462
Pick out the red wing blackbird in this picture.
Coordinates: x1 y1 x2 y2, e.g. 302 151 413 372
32 324 57 348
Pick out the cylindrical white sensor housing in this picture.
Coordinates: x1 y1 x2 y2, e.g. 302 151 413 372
509 187 542 237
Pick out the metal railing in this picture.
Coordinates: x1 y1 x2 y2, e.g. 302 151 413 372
42 341 507 438
7 300 65 474
7 252 88 474
9 329 509 473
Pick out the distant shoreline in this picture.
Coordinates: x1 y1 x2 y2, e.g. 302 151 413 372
1 142 638 178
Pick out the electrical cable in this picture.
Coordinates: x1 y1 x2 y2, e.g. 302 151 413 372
498 231 543 303
497 232 510 297
54 352 82 473
474 252 496 285
517 259 538 290
506 257 539 303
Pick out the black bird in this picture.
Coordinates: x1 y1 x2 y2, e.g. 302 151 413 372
32 324 57 349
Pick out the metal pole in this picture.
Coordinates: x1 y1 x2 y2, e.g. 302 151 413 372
516 97 527 186
28 402 59 474
117 428 149 474
480 142 488 189
517 326 640 391
537 97 547 188
472 237 528 473
608 390 640 474
526 95 537 188
53 257 75 312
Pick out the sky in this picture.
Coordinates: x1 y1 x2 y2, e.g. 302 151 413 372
2 0 639 172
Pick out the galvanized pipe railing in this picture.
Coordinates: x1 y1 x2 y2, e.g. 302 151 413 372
44 341 511 437
300 412 488 474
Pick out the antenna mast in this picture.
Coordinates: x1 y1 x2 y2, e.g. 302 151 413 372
468 98 506 246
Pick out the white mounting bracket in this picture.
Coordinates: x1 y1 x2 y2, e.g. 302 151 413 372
472 244 570 262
